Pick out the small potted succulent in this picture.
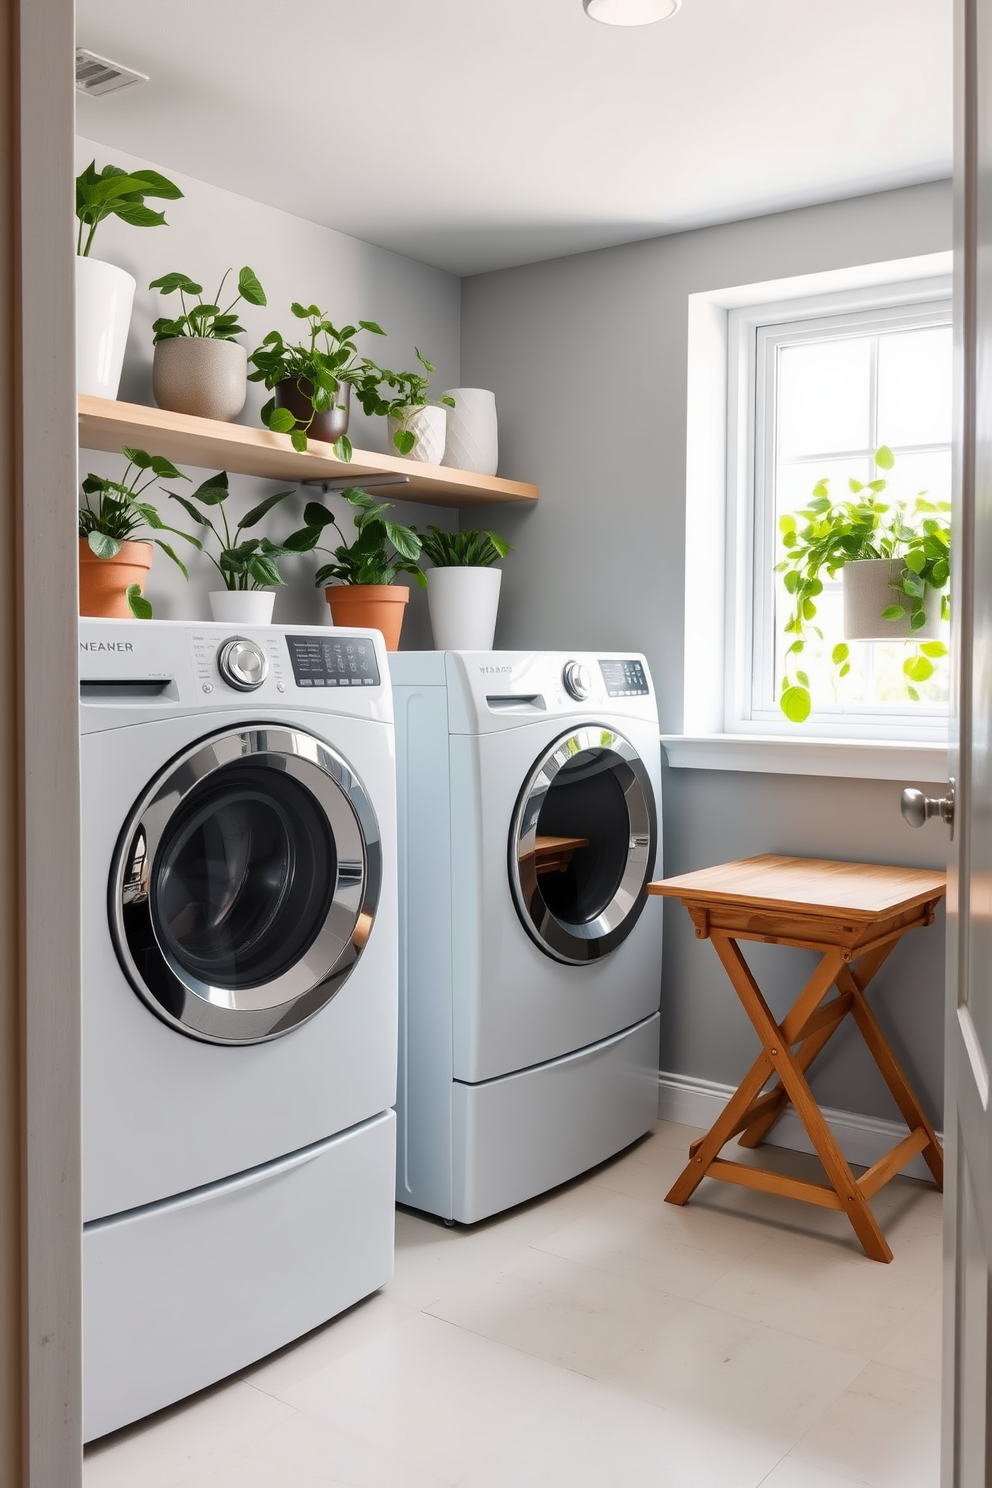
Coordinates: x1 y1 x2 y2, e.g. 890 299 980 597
167 472 295 623
419 526 511 650
149 266 267 421
78 447 196 618
777 446 951 722
285 488 426 649
248 302 386 456
76 160 183 400
374 349 454 463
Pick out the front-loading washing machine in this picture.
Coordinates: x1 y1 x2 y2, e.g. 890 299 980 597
392 650 663 1224
80 620 397 1440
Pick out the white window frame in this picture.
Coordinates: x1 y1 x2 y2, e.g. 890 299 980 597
727 282 953 742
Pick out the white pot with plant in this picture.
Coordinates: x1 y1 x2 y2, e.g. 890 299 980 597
75 160 183 400
374 348 454 464
440 388 499 476
421 526 511 650
165 471 294 623
150 266 267 421
776 445 951 722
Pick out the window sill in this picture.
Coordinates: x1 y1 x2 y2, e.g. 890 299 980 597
660 734 948 782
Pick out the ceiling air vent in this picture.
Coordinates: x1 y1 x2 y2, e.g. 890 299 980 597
75 48 148 97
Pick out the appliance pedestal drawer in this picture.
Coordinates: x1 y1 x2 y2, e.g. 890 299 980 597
451 1013 660 1224
84 1108 395 1442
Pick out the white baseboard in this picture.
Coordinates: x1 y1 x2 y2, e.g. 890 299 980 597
657 1071 941 1186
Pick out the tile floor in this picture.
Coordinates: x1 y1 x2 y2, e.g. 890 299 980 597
83 1120 943 1487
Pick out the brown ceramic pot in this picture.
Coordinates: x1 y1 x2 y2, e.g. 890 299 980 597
79 538 153 618
325 584 409 651
274 378 351 445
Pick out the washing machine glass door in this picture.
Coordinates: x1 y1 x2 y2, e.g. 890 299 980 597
509 726 657 965
111 726 382 1044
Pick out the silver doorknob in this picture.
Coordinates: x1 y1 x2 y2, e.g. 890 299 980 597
901 782 955 834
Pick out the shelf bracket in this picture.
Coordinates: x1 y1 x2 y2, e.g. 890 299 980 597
299 474 411 494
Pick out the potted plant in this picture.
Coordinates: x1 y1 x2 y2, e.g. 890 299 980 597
419 526 511 650
76 160 183 400
78 447 196 618
285 488 426 649
149 266 267 421
167 471 295 623
776 446 951 722
374 349 455 463
248 302 386 456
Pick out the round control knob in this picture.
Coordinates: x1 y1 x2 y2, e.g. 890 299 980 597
562 660 592 701
217 637 268 692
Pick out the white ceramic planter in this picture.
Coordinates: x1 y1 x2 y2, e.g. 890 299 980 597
441 388 498 476
387 404 447 464
427 566 502 650
843 558 941 641
153 338 248 421
76 256 136 400
208 590 276 624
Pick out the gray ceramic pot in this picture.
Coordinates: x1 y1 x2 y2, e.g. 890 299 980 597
274 378 351 445
842 558 941 641
152 338 247 422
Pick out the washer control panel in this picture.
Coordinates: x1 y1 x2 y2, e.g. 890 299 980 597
562 660 592 700
217 636 269 692
286 634 381 689
599 658 650 697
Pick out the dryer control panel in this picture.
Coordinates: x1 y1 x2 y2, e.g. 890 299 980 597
287 634 381 689
599 658 650 697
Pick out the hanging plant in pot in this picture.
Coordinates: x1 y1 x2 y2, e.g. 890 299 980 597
149 265 267 421
776 446 951 723
166 472 295 623
248 302 386 455
372 349 455 463
420 526 511 650
76 160 183 400
285 488 426 650
78 447 197 618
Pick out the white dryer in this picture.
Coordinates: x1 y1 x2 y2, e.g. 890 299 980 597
80 620 397 1440
392 650 662 1224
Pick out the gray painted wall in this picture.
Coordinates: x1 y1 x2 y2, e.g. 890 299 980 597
461 182 953 1127
76 136 461 643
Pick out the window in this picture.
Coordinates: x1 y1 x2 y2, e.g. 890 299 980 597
727 282 952 741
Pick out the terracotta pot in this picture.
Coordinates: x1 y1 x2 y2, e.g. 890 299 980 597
325 584 409 651
153 338 247 421
79 538 153 619
274 378 351 445
843 558 941 641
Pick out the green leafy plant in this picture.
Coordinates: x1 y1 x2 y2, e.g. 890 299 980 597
247 302 386 457
166 473 295 591
149 266 267 342
285 488 426 588
366 349 455 455
76 160 183 258
78 447 198 617
776 445 951 722
419 526 511 567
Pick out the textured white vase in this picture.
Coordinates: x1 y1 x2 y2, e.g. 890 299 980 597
427 566 502 650
441 388 498 476
76 256 136 400
843 558 940 641
387 404 447 464
208 590 276 624
153 338 248 421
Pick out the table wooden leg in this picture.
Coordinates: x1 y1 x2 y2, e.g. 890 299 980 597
711 935 893 1263
665 1051 774 1206
737 992 853 1149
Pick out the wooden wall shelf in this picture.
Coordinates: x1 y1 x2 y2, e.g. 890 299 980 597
77 395 539 510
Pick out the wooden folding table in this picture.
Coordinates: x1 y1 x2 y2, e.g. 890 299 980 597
650 854 946 1262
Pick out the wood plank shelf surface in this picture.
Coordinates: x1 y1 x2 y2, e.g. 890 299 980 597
78 395 539 510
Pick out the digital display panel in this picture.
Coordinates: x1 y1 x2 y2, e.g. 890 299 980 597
287 634 380 688
599 659 649 697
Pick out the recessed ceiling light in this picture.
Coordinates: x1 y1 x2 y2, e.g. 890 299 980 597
583 0 681 24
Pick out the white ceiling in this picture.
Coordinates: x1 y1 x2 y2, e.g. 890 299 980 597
74 0 953 278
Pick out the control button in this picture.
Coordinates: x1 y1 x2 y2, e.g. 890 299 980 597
276 681 286 693
202 683 213 694
562 660 592 701
217 637 268 692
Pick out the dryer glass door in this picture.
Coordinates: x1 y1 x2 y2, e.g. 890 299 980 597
509 726 656 964
111 726 381 1044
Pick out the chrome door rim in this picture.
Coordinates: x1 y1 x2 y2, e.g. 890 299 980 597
509 725 656 965
110 725 382 1044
